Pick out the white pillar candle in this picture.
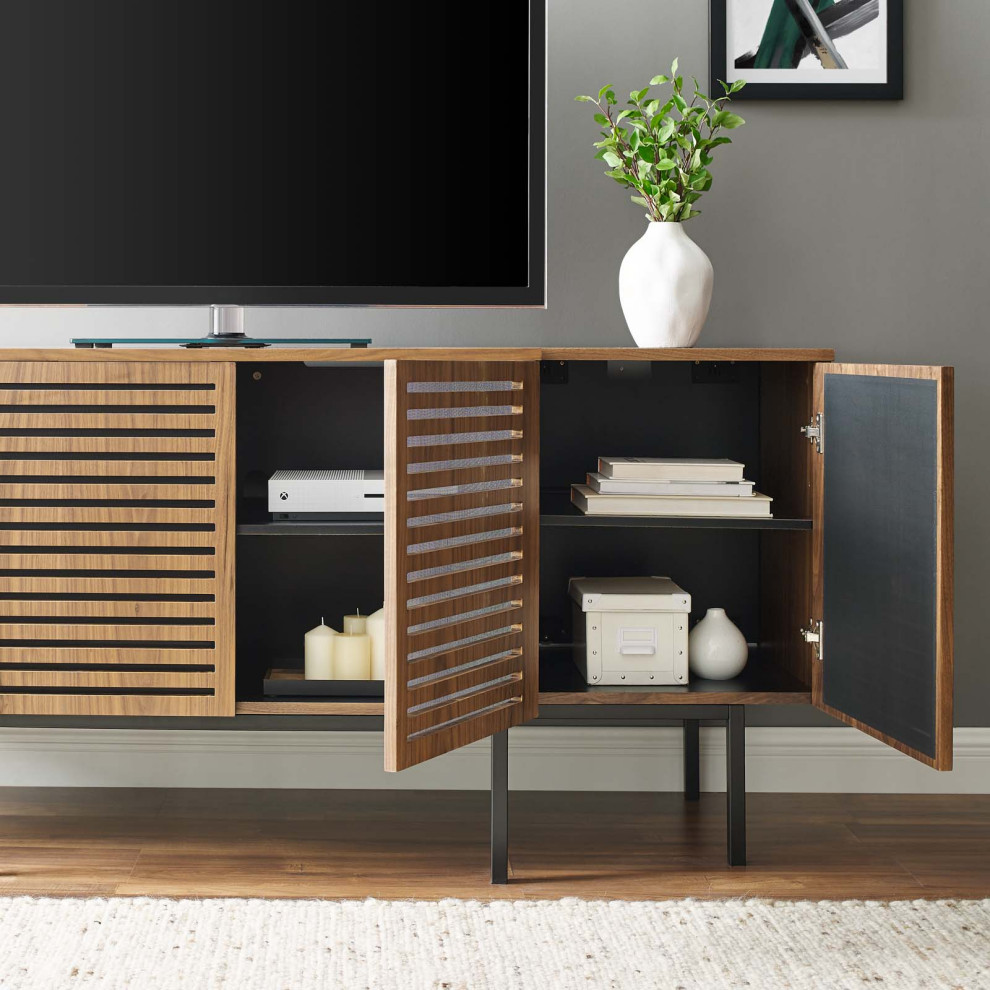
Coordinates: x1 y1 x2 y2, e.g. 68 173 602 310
366 606 386 681
343 610 367 634
334 633 372 680
304 619 337 680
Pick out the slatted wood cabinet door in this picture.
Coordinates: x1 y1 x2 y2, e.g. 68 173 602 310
384 360 539 772
0 361 235 716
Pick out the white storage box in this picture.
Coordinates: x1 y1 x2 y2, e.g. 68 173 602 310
568 577 691 686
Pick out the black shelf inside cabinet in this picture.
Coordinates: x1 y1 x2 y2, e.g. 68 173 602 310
264 669 384 698
238 519 386 536
236 492 813 535
539 490 813 531
237 499 384 536
538 647 812 700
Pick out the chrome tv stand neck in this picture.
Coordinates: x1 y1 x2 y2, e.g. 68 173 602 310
185 305 268 348
209 304 247 340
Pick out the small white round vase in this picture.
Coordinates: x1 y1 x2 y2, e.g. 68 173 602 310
688 607 748 681
618 221 714 348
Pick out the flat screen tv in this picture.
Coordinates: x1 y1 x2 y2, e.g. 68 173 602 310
0 1 545 306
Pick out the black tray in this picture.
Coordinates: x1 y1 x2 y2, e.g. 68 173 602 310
263 668 384 697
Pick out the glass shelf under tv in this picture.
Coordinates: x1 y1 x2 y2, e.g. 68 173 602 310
71 337 372 349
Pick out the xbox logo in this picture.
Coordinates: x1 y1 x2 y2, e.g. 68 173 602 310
279 491 288 500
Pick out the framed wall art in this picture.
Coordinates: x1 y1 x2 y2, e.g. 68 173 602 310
710 0 903 100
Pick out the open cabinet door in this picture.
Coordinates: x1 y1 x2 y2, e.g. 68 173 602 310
384 359 540 772
812 364 953 769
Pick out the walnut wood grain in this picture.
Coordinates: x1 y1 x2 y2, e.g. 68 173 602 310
0 600 215 619
758 531 813 689
0 695 218 716
538 687 810 705
241 688 811 708
0 647 216 664
539 347 835 362
0 389 215 406
811 363 954 770
0 670 214 689
0 347 545 364
758 362 815 689
0 484 215 500
0 508 215 526
0 623 216 641
0 554 214 571
0 460 216 477
0 360 236 717
211 362 237 716
1 577 216 595
0 361 218 384
385 359 539 772
0 346 831 364
0 412 215 431
0 349 951 746
0 436 216 455
0 530 216 548
235 700 385 715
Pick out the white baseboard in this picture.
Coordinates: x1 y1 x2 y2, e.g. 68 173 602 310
0 726 986 793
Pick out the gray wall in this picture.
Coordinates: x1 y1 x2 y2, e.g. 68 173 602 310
1 0 987 726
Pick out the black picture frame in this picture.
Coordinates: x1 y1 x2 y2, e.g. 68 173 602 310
710 0 903 100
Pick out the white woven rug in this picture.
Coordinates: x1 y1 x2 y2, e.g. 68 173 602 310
0 896 986 990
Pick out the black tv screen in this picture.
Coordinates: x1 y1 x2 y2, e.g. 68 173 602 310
0 1 544 305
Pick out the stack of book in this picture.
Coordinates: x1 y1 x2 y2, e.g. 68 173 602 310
571 457 773 518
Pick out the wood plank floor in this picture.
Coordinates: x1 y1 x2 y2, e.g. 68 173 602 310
0 789 987 900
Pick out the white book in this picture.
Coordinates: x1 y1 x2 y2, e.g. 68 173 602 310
571 484 772 518
598 457 745 482
587 472 755 497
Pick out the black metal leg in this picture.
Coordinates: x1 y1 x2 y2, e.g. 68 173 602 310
683 719 700 801
490 729 508 884
726 705 747 866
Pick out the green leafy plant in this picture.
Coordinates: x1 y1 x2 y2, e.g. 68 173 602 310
576 60 746 222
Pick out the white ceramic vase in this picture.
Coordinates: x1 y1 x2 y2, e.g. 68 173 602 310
688 607 748 681
618 221 714 348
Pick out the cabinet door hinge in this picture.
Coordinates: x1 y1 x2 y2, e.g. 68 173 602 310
800 412 824 453
801 619 824 660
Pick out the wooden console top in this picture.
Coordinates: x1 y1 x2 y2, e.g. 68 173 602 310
0 346 835 363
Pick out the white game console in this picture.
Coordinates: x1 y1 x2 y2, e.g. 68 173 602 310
268 470 385 519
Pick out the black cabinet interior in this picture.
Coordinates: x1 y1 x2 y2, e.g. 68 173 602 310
536 360 806 693
538 527 760 646
236 535 385 700
231 359 814 701
539 360 762 493
235 362 385 520
234 362 387 698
